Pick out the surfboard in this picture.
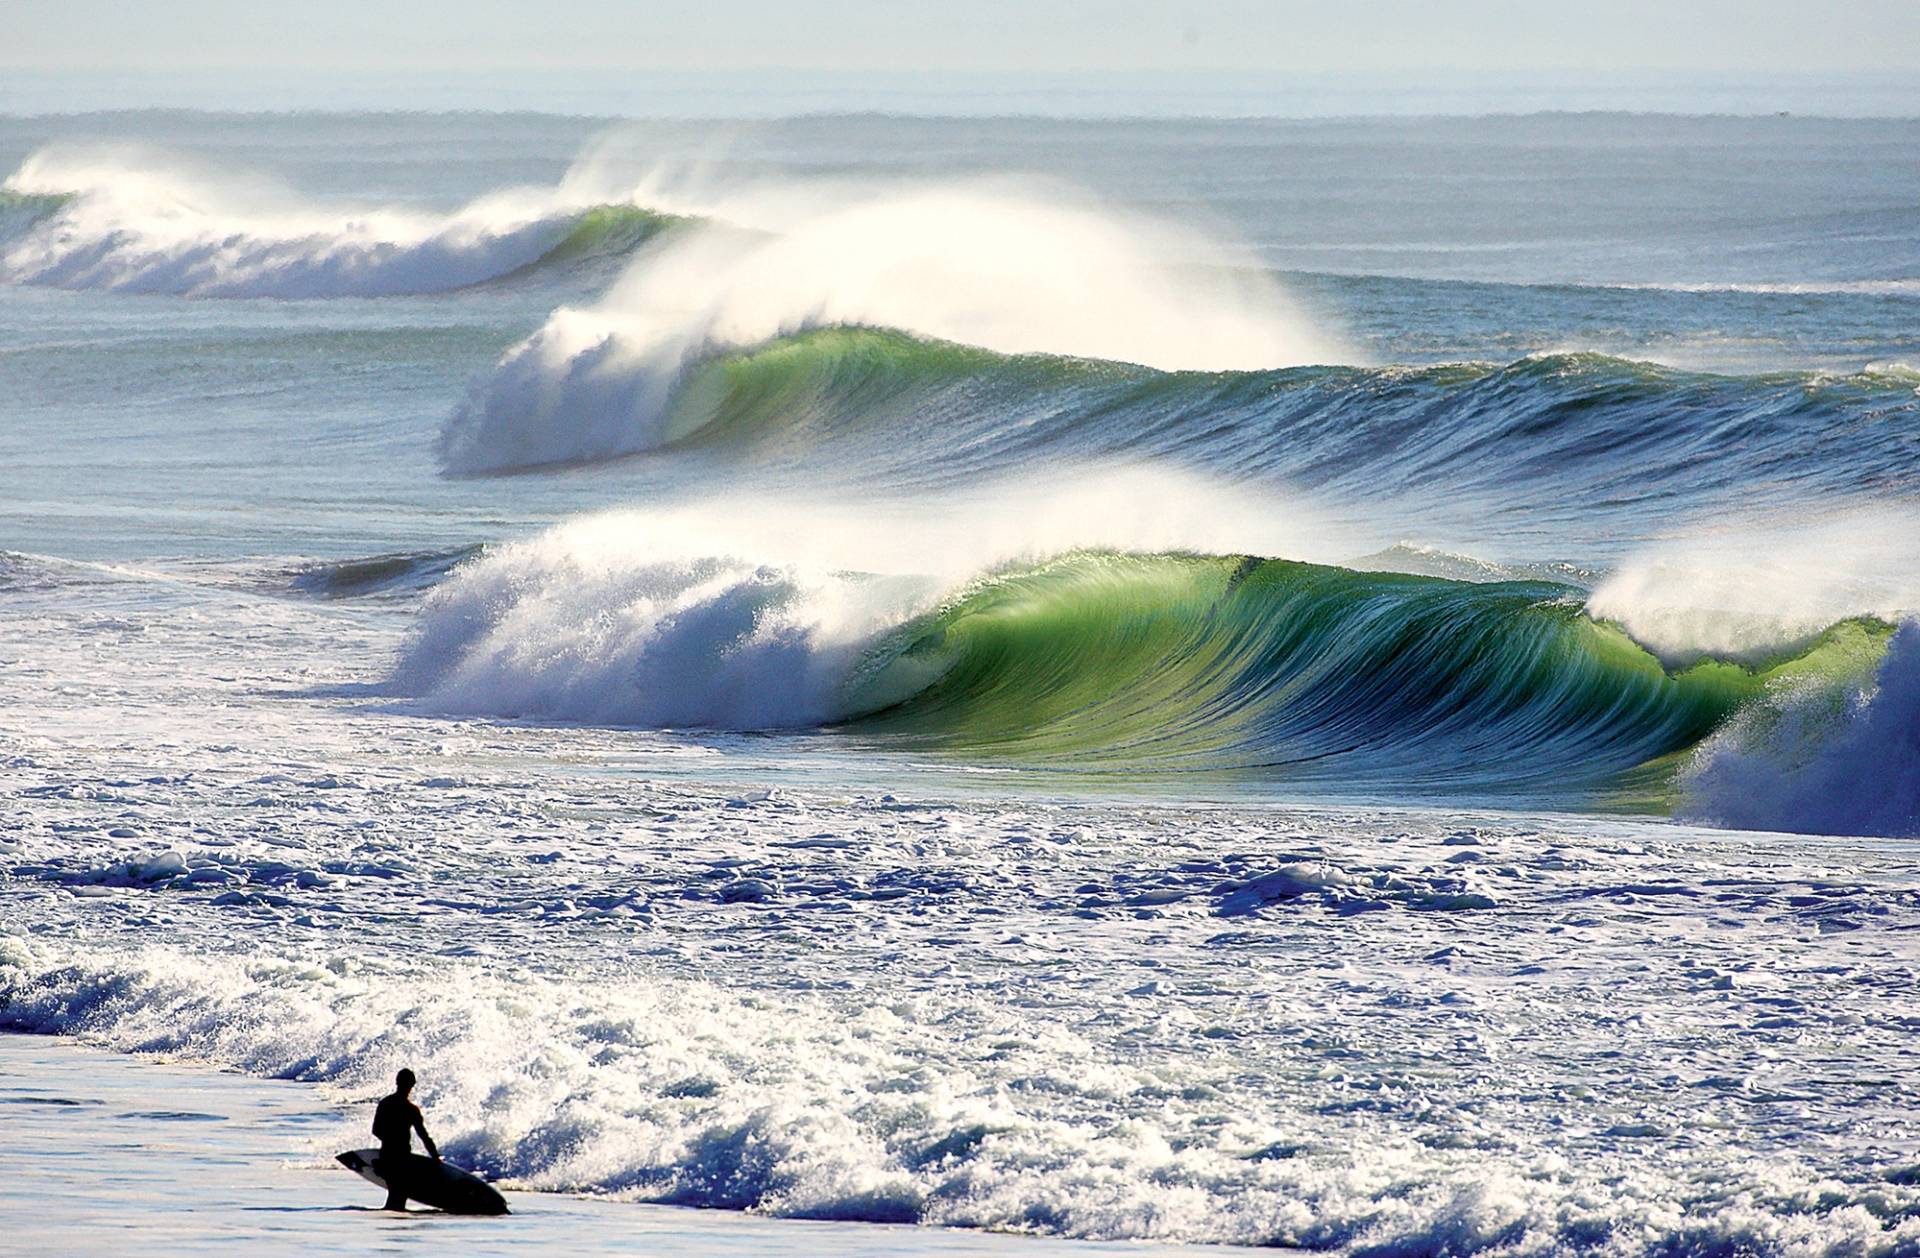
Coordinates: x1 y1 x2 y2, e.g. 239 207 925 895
336 1148 510 1215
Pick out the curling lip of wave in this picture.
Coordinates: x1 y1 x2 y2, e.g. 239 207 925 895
840 552 1891 789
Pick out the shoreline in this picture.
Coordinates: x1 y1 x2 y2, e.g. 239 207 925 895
0 1031 1259 1256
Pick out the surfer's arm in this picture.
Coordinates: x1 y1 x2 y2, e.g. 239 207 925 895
415 1114 440 1160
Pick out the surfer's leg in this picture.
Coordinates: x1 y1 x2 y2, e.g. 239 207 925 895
375 1151 408 1210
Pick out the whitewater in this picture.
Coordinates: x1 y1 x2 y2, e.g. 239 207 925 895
3 110 1920 1255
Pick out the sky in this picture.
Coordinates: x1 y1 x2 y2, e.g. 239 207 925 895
4 0 1919 115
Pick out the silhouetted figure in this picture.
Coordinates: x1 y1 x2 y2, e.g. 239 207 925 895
372 1067 440 1211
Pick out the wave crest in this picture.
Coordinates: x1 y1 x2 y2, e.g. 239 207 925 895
442 320 1920 554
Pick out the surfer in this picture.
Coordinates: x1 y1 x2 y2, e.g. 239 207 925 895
372 1068 440 1210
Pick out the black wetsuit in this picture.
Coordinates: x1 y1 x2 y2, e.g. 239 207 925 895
372 1093 426 1209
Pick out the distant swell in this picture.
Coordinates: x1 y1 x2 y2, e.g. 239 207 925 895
0 149 682 297
285 545 485 600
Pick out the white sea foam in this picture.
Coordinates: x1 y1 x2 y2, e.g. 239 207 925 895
6 545 1918 1248
1683 619 1920 837
440 181 1342 472
5 820 1917 1255
1590 511 1920 837
11 109 1920 1258
394 551 918 729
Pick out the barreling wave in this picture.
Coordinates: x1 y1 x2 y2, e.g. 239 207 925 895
0 147 686 297
843 553 1892 797
392 537 1903 820
445 324 1920 542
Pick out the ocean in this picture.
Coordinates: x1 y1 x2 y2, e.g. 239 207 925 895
2 109 1918 1253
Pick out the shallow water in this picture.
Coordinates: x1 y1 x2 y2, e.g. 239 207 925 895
0 1035 1247 1255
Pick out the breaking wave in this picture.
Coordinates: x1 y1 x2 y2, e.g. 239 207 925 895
439 185 1338 472
390 533 1903 817
0 146 685 297
1682 619 1920 836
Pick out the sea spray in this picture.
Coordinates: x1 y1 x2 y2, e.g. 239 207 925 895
387 472 1345 730
9 108 1920 1258
393 550 930 729
1588 507 1920 662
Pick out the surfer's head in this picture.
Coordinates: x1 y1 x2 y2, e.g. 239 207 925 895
396 1068 416 1093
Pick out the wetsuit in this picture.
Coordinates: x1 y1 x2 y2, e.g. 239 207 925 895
372 1092 427 1209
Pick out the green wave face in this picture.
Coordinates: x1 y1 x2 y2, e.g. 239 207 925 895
528 204 689 271
0 190 71 212
660 326 1109 457
842 552 1891 801
0 189 72 239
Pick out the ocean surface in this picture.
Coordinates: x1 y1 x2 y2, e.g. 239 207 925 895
2 110 1919 1254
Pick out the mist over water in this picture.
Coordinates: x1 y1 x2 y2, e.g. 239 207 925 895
4 109 1920 1255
